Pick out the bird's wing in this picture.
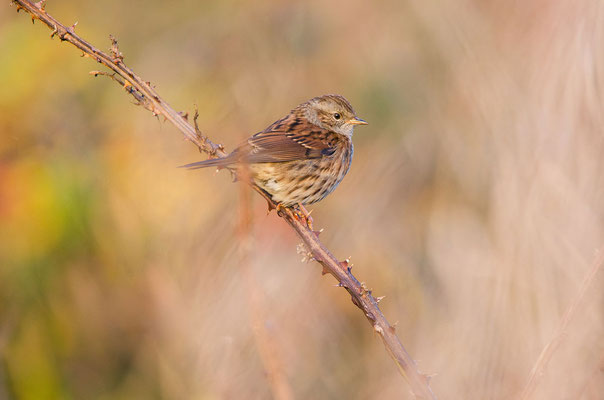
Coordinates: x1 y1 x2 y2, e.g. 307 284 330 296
236 114 338 163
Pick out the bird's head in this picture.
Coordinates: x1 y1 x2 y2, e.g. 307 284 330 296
303 94 367 137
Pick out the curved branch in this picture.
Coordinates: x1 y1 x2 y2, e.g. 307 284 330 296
10 1 437 398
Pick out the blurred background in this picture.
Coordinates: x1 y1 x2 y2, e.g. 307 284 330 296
1 0 604 399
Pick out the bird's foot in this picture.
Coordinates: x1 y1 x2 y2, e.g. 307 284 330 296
275 203 286 216
271 203 314 231
292 203 314 230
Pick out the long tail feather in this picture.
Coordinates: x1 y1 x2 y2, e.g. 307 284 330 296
179 156 234 170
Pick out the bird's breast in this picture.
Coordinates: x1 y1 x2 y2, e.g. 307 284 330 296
249 138 353 206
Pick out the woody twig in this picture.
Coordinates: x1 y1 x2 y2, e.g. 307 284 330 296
10 1 437 398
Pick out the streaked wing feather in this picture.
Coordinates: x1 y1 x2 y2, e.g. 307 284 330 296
242 115 335 163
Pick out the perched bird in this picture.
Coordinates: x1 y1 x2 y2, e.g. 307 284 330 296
183 94 367 213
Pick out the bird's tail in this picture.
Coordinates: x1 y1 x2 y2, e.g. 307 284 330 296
179 156 234 170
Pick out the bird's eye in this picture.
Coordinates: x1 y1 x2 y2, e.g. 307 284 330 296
333 113 341 120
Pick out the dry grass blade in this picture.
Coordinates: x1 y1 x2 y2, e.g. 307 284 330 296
518 248 604 400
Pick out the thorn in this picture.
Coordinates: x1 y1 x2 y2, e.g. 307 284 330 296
34 0 46 11
341 257 354 272
312 228 323 238
67 21 78 34
376 295 386 303
180 111 189 121
321 266 329 276
388 321 398 333
50 26 58 39
334 282 343 287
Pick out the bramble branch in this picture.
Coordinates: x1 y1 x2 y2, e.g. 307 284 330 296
11 1 437 398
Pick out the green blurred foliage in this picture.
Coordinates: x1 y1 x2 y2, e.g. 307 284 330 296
1 1 604 399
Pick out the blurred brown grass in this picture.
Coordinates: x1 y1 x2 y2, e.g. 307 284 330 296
1 0 604 399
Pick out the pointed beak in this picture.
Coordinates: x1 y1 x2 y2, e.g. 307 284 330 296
348 117 368 126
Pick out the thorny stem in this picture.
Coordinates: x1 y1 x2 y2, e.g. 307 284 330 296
11 1 437 398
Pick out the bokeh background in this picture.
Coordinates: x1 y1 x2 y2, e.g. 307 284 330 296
1 1 604 399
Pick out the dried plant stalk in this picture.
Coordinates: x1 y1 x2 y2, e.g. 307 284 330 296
518 248 604 400
10 1 437 398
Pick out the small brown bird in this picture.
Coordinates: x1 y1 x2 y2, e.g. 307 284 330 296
183 94 367 212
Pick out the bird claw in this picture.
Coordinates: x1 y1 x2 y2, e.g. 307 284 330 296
271 203 314 230
292 204 314 230
275 203 286 217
